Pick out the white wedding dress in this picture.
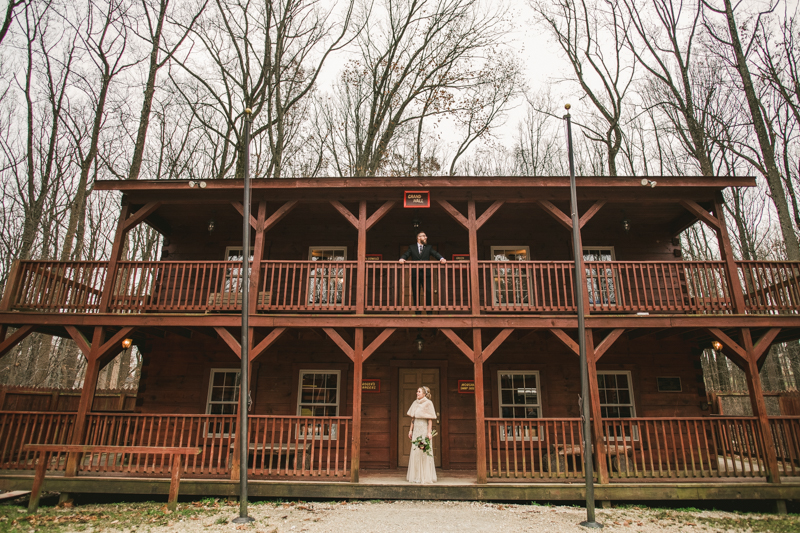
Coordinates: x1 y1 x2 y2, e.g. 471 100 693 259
407 418 437 484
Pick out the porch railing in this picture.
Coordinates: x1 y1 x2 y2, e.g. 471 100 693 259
485 418 585 479
738 261 800 314
479 261 576 312
259 261 356 312
248 415 350 478
11 262 107 313
582 261 732 313
486 417 772 481
0 412 75 470
769 416 800 478
81 413 236 476
365 262 470 311
8 259 800 315
0 412 352 480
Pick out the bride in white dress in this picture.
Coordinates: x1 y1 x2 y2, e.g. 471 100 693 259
406 386 437 484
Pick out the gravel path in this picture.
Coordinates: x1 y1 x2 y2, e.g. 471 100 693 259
77 500 796 533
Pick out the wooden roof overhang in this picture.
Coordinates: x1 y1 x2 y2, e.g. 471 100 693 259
93 176 755 237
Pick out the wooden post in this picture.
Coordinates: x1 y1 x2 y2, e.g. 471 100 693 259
714 195 746 313
351 328 363 482
0 260 22 311
66 327 104 476
248 201 267 315
356 201 367 315
467 200 480 315
168 454 183 511
98 205 130 312
585 330 609 484
473 329 486 483
740 329 781 484
28 451 48 513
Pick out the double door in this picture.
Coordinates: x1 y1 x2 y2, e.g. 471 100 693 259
398 368 441 467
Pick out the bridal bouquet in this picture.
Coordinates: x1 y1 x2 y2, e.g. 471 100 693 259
412 430 438 456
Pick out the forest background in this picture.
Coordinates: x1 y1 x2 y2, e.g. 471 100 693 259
0 0 797 404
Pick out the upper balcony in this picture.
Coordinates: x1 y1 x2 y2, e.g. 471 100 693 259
5 175 797 322
4 258 799 316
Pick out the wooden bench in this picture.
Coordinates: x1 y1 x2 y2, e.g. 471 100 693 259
549 443 633 473
23 444 202 513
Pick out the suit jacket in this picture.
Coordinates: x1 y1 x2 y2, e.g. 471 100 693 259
401 244 444 261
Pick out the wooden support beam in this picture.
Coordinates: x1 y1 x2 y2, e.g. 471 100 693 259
362 328 396 361
263 200 299 232
214 327 242 357
713 194 747 314
593 329 625 361
467 201 480 315
680 200 720 230
536 200 572 230
753 328 781 369
740 328 781 484
473 329 486 484
96 327 135 366
481 328 514 362
579 200 606 228
356 201 367 315
0 325 35 359
585 330 609 484
123 202 163 231
441 328 473 362
436 200 468 229
329 201 359 229
707 328 749 369
250 328 286 362
366 201 396 231
549 328 580 356
323 328 355 361
65 326 92 357
351 329 363 482
476 200 504 230
231 202 258 230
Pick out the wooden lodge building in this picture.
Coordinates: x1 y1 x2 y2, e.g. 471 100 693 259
1 175 800 506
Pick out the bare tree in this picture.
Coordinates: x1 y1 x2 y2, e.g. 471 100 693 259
702 0 800 260
321 0 511 177
0 0 25 46
172 0 356 180
126 0 207 181
532 0 636 176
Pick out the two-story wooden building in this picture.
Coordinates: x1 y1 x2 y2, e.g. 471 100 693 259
0 176 799 506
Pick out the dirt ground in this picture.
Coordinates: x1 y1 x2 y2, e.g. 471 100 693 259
11 499 795 533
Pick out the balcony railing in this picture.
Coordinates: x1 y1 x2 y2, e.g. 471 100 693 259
486 416 787 481
6 259 800 315
0 412 351 480
365 261 470 311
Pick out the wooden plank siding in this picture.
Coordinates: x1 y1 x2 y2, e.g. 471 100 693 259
132 328 707 472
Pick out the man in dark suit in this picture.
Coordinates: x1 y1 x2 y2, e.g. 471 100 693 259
399 231 446 307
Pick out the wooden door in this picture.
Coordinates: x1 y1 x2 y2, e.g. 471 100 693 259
398 368 441 467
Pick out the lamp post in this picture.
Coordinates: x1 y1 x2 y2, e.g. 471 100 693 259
565 104 602 529
233 108 254 525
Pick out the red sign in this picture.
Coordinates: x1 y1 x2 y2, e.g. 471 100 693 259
458 380 475 393
362 379 381 393
404 190 430 208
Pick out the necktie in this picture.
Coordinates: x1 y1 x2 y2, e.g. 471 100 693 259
419 244 423 254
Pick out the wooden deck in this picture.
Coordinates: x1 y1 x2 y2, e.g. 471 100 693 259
1 470 799 503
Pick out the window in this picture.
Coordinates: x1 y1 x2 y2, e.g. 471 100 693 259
297 370 341 439
597 371 635 418
490 246 531 306
223 246 254 293
308 247 347 305
583 246 616 305
205 369 240 436
497 371 540 441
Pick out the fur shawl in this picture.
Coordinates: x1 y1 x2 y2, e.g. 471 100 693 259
407 397 437 420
